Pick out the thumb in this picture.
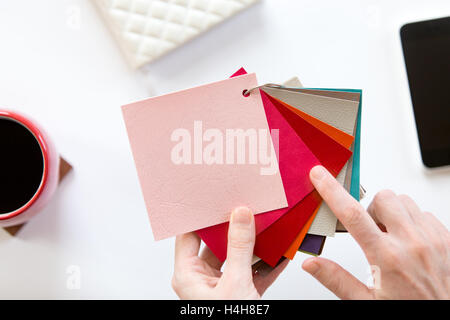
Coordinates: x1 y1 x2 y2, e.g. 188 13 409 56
302 257 373 300
223 206 256 280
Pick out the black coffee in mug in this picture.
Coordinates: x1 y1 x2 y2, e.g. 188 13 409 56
0 118 44 214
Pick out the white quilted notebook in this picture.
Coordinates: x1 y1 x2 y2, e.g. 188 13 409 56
93 0 260 68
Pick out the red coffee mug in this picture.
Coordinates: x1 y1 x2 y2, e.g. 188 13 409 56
0 110 59 227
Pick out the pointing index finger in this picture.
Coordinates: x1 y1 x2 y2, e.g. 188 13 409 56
309 166 381 251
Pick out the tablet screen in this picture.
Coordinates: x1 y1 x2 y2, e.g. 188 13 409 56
401 17 450 167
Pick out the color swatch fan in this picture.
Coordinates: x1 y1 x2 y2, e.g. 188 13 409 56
93 0 260 68
121 67 363 268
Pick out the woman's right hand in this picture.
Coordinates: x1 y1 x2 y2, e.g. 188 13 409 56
303 165 450 300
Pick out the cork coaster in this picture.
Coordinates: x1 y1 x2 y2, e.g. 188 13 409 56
3 156 73 236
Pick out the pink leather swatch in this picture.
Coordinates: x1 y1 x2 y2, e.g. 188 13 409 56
122 74 288 240
196 70 320 260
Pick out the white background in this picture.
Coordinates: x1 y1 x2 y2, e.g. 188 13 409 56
0 0 449 299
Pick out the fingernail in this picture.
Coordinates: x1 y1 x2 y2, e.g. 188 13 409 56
310 165 326 181
302 258 320 273
231 206 252 225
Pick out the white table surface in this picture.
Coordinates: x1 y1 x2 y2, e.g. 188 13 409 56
0 0 449 299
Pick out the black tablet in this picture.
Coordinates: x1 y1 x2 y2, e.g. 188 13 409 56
400 17 450 168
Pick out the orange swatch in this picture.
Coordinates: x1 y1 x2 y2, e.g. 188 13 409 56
274 97 354 259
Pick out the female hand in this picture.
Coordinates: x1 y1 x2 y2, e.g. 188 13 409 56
303 165 450 299
172 206 289 299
